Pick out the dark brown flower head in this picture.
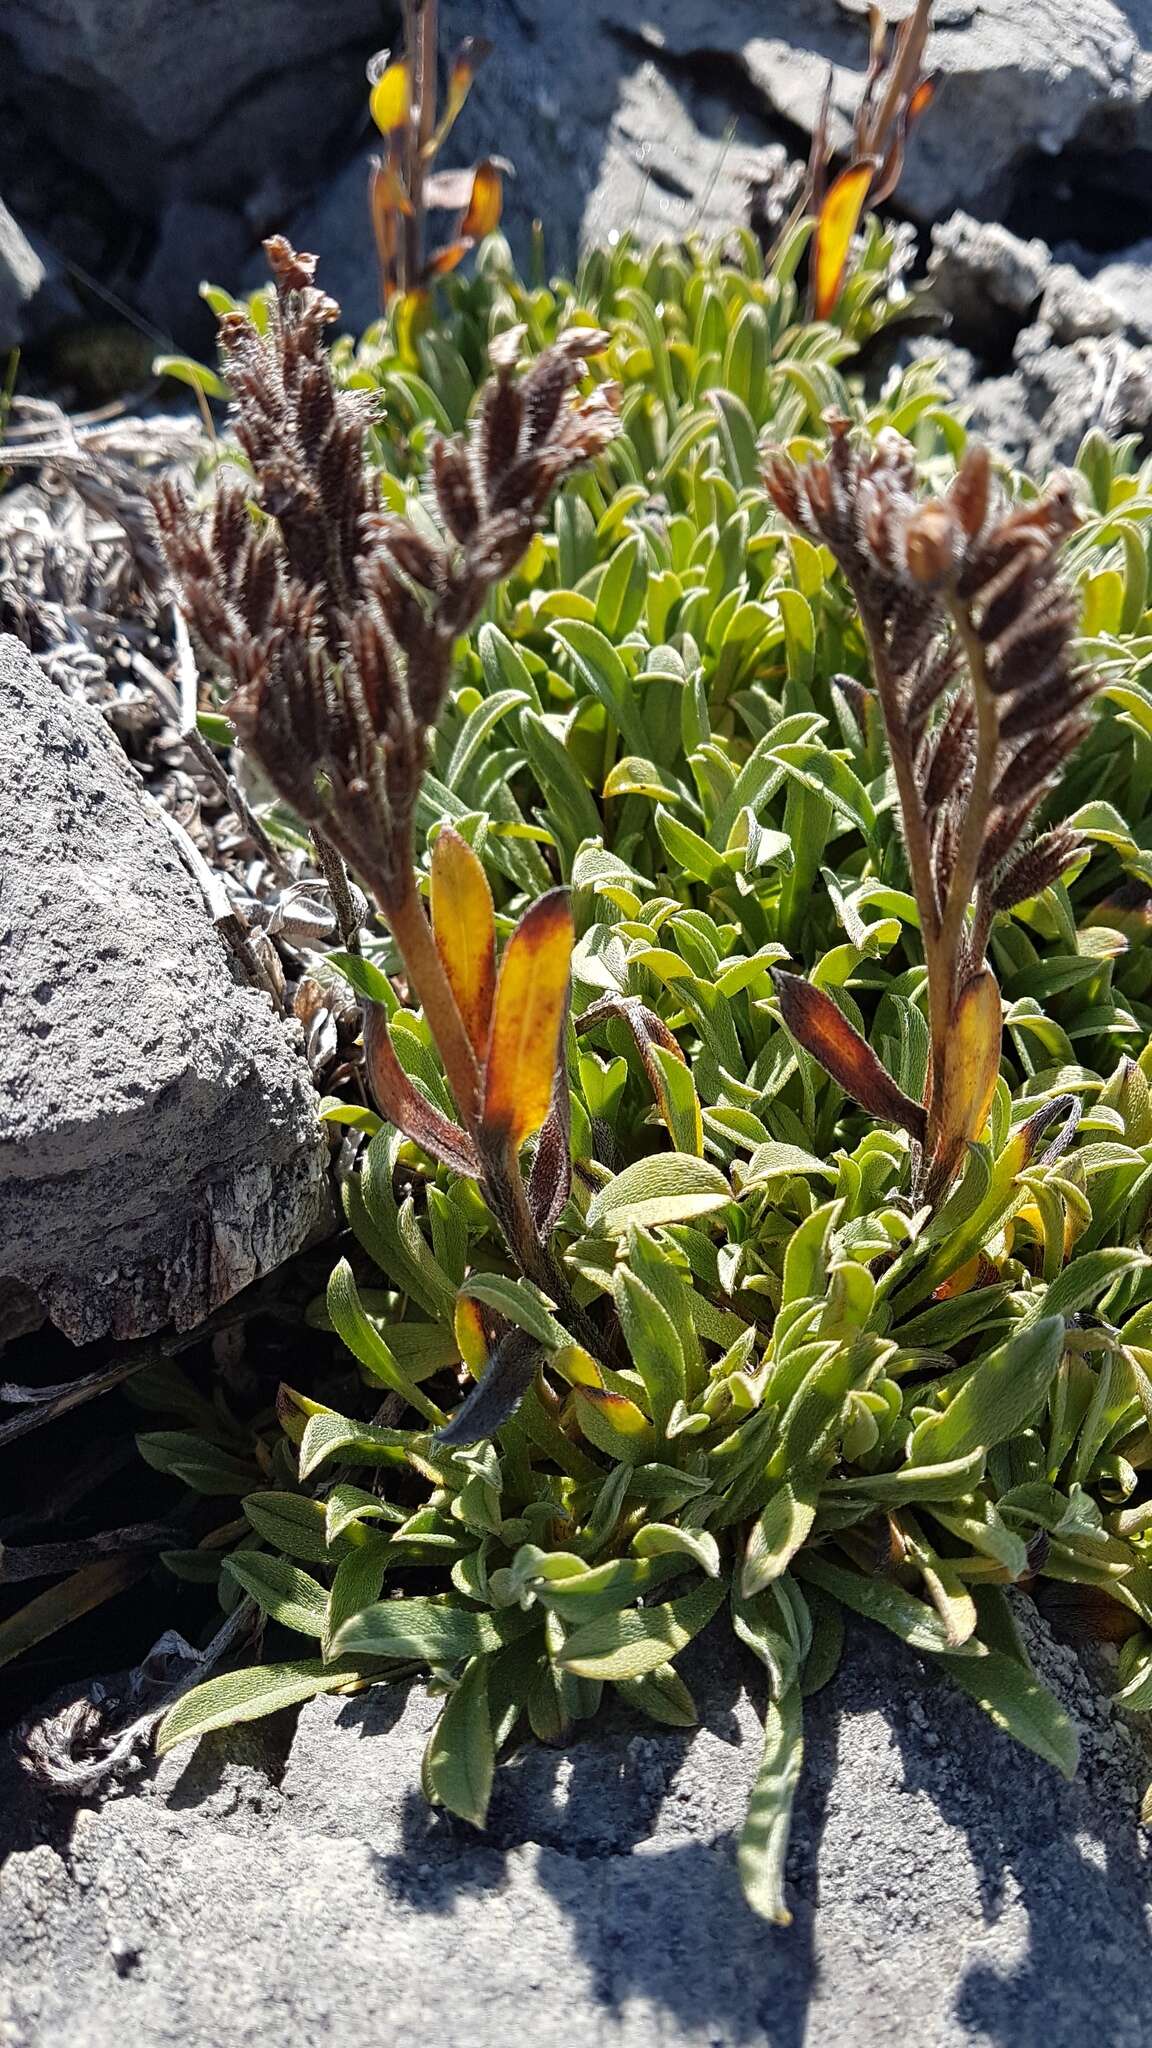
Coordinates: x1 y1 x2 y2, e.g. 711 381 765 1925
761 425 1097 949
762 421 1097 1210
155 246 617 911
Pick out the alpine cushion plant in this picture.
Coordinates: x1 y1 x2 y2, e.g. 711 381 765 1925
150 230 1152 1930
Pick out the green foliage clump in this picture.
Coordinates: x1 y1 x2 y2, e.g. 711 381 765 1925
151 226 1152 1926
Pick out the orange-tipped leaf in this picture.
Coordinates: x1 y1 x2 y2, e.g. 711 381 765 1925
460 159 503 241
812 160 875 320
430 826 497 1060
482 889 573 1151
772 969 926 1143
424 241 471 281
907 75 937 125
422 36 492 159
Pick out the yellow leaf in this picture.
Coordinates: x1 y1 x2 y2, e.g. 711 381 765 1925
482 888 573 1151
940 969 1002 1147
460 159 503 241
926 968 1002 1198
454 1295 490 1378
370 60 411 136
812 159 875 321
570 1386 651 1455
431 826 496 1060
393 287 430 361
551 1342 604 1390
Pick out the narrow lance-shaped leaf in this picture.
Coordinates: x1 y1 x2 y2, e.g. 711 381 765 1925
772 968 926 1143
436 1328 542 1447
926 967 1002 1200
909 1315 1066 1464
812 159 875 321
423 1654 495 1828
482 888 574 1153
430 825 497 1060
422 36 493 159
943 1646 1079 1778
362 1002 481 1176
157 1661 376 1756
557 1576 727 1680
738 1682 805 1926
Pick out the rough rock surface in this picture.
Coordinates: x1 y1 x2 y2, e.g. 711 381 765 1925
0 634 331 1345
913 213 1152 471
6 0 1152 345
928 212 1051 348
1 1609 1148 2047
0 0 384 211
285 0 1152 321
1084 239 1152 347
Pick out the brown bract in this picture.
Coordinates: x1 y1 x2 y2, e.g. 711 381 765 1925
155 241 617 919
762 422 1098 1203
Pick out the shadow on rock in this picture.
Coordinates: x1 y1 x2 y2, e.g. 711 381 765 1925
359 1611 1151 2046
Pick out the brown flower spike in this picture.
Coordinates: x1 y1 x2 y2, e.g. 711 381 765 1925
765 421 1096 1204
157 242 618 1413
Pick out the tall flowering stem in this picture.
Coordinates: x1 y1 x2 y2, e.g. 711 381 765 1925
764 421 1097 1205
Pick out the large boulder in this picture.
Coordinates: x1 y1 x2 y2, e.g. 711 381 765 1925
1 1609 1148 2045
0 1 385 210
0 635 331 1346
0 0 389 340
7 1 1152 345
288 0 1152 332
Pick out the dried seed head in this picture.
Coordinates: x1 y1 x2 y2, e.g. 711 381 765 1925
948 442 992 539
903 501 960 587
263 237 320 294
920 692 974 811
156 244 617 916
991 828 1084 910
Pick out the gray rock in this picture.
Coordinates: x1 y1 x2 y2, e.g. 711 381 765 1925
240 0 1152 341
0 1 383 207
0 199 46 351
136 202 250 347
1039 263 1123 345
2 1608 1150 2046
1088 241 1152 348
1011 321 1152 468
0 634 331 1345
907 315 1152 476
928 212 1051 349
6 0 1152 347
